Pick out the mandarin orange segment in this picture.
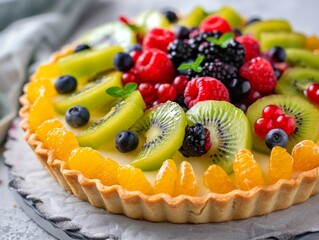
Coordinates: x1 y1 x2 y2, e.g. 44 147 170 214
292 140 319 171
35 119 64 143
46 128 79 161
29 94 56 132
203 164 236 194
154 159 177 195
92 158 119 186
306 35 319 51
233 149 265 191
117 165 153 195
268 146 293 184
33 64 60 80
175 161 198 196
27 78 56 103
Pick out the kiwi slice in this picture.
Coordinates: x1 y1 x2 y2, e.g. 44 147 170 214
77 91 145 148
78 22 136 50
178 6 207 27
135 10 171 32
260 32 306 50
286 48 319 69
53 72 122 114
242 19 292 40
213 6 244 28
276 68 319 98
57 45 123 80
186 101 252 174
130 101 187 171
246 95 319 154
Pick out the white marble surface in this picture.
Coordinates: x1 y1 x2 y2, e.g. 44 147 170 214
1 0 319 239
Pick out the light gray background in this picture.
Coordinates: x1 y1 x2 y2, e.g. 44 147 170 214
1 0 319 239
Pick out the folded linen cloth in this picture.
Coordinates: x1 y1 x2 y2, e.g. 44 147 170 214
0 0 93 144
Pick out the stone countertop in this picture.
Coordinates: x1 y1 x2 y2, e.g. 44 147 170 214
1 0 319 239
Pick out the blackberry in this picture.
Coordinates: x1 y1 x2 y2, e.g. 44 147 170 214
179 123 211 157
188 31 221 51
197 43 221 63
174 94 189 112
223 39 246 68
201 59 238 86
168 40 195 68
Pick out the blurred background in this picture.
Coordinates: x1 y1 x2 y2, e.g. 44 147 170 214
0 0 318 238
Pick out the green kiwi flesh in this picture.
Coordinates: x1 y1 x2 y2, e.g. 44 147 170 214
242 19 292 40
276 68 319 98
213 6 244 28
286 48 319 69
57 45 123 79
130 101 187 171
78 22 136 50
54 72 122 114
177 6 207 27
135 10 171 32
186 101 252 174
77 91 145 148
260 32 306 50
246 95 319 154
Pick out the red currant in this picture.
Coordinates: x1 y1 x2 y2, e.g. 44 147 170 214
173 75 189 94
152 99 162 106
275 114 295 135
262 104 284 119
306 83 319 105
138 83 156 104
254 117 274 138
129 50 142 63
122 72 138 85
157 83 177 102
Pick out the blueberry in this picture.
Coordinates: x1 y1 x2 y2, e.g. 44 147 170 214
273 68 282 79
233 28 242 36
233 102 247 113
245 17 261 26
128 43 143 52
175 26 190 40
65 106 90 128
269 46 286 63
161 9 178 23
265 128 288 149
74 44 91 53
115 130 139 153
54 75 77 94
228 77 251 101
113 52 134 72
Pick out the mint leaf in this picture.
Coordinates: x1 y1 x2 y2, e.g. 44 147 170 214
194 66 203 73
194 55 205 66
106 87 125 98
178 63 193 71
123 82 137 94
219 32 234 48
207 37 220 45
177 56 205 73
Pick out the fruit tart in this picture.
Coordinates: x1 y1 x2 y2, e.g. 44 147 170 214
19 6 319 223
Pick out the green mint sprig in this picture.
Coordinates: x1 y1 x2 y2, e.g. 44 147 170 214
207 32 235 48
177 55 205 73
106 83 137 98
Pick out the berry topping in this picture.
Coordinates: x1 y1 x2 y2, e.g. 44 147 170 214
113 52 134 72
199 16 231 33
228 77 251 101
262 104 284 120
254 117 274 138
135 49 175 83
305 83 319 105
142 28 176 53
236 35 261 61
239 57 277 93
54 75 77 94
269 46 286 63
167 39 195 68
179 123 211 157
74 44 91 53
138 83 156 104
184 77 230 108
161 9 178 23
128 43 143 52
265 129 289 149
172 75 189 94
115 130 139 153
157 83 177 102
65 105 90 128
175 25 190 40
275 114 295 135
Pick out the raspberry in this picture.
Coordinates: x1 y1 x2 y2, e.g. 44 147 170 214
142 28 175 53
199 16 231 33
135 49 175 84
239 57 277 93
184 77 230 108
236 35 261 62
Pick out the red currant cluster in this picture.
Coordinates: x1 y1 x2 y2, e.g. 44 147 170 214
305 83 319 105
254 104 295 138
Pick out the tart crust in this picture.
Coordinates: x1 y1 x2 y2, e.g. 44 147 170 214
19 48 319 223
